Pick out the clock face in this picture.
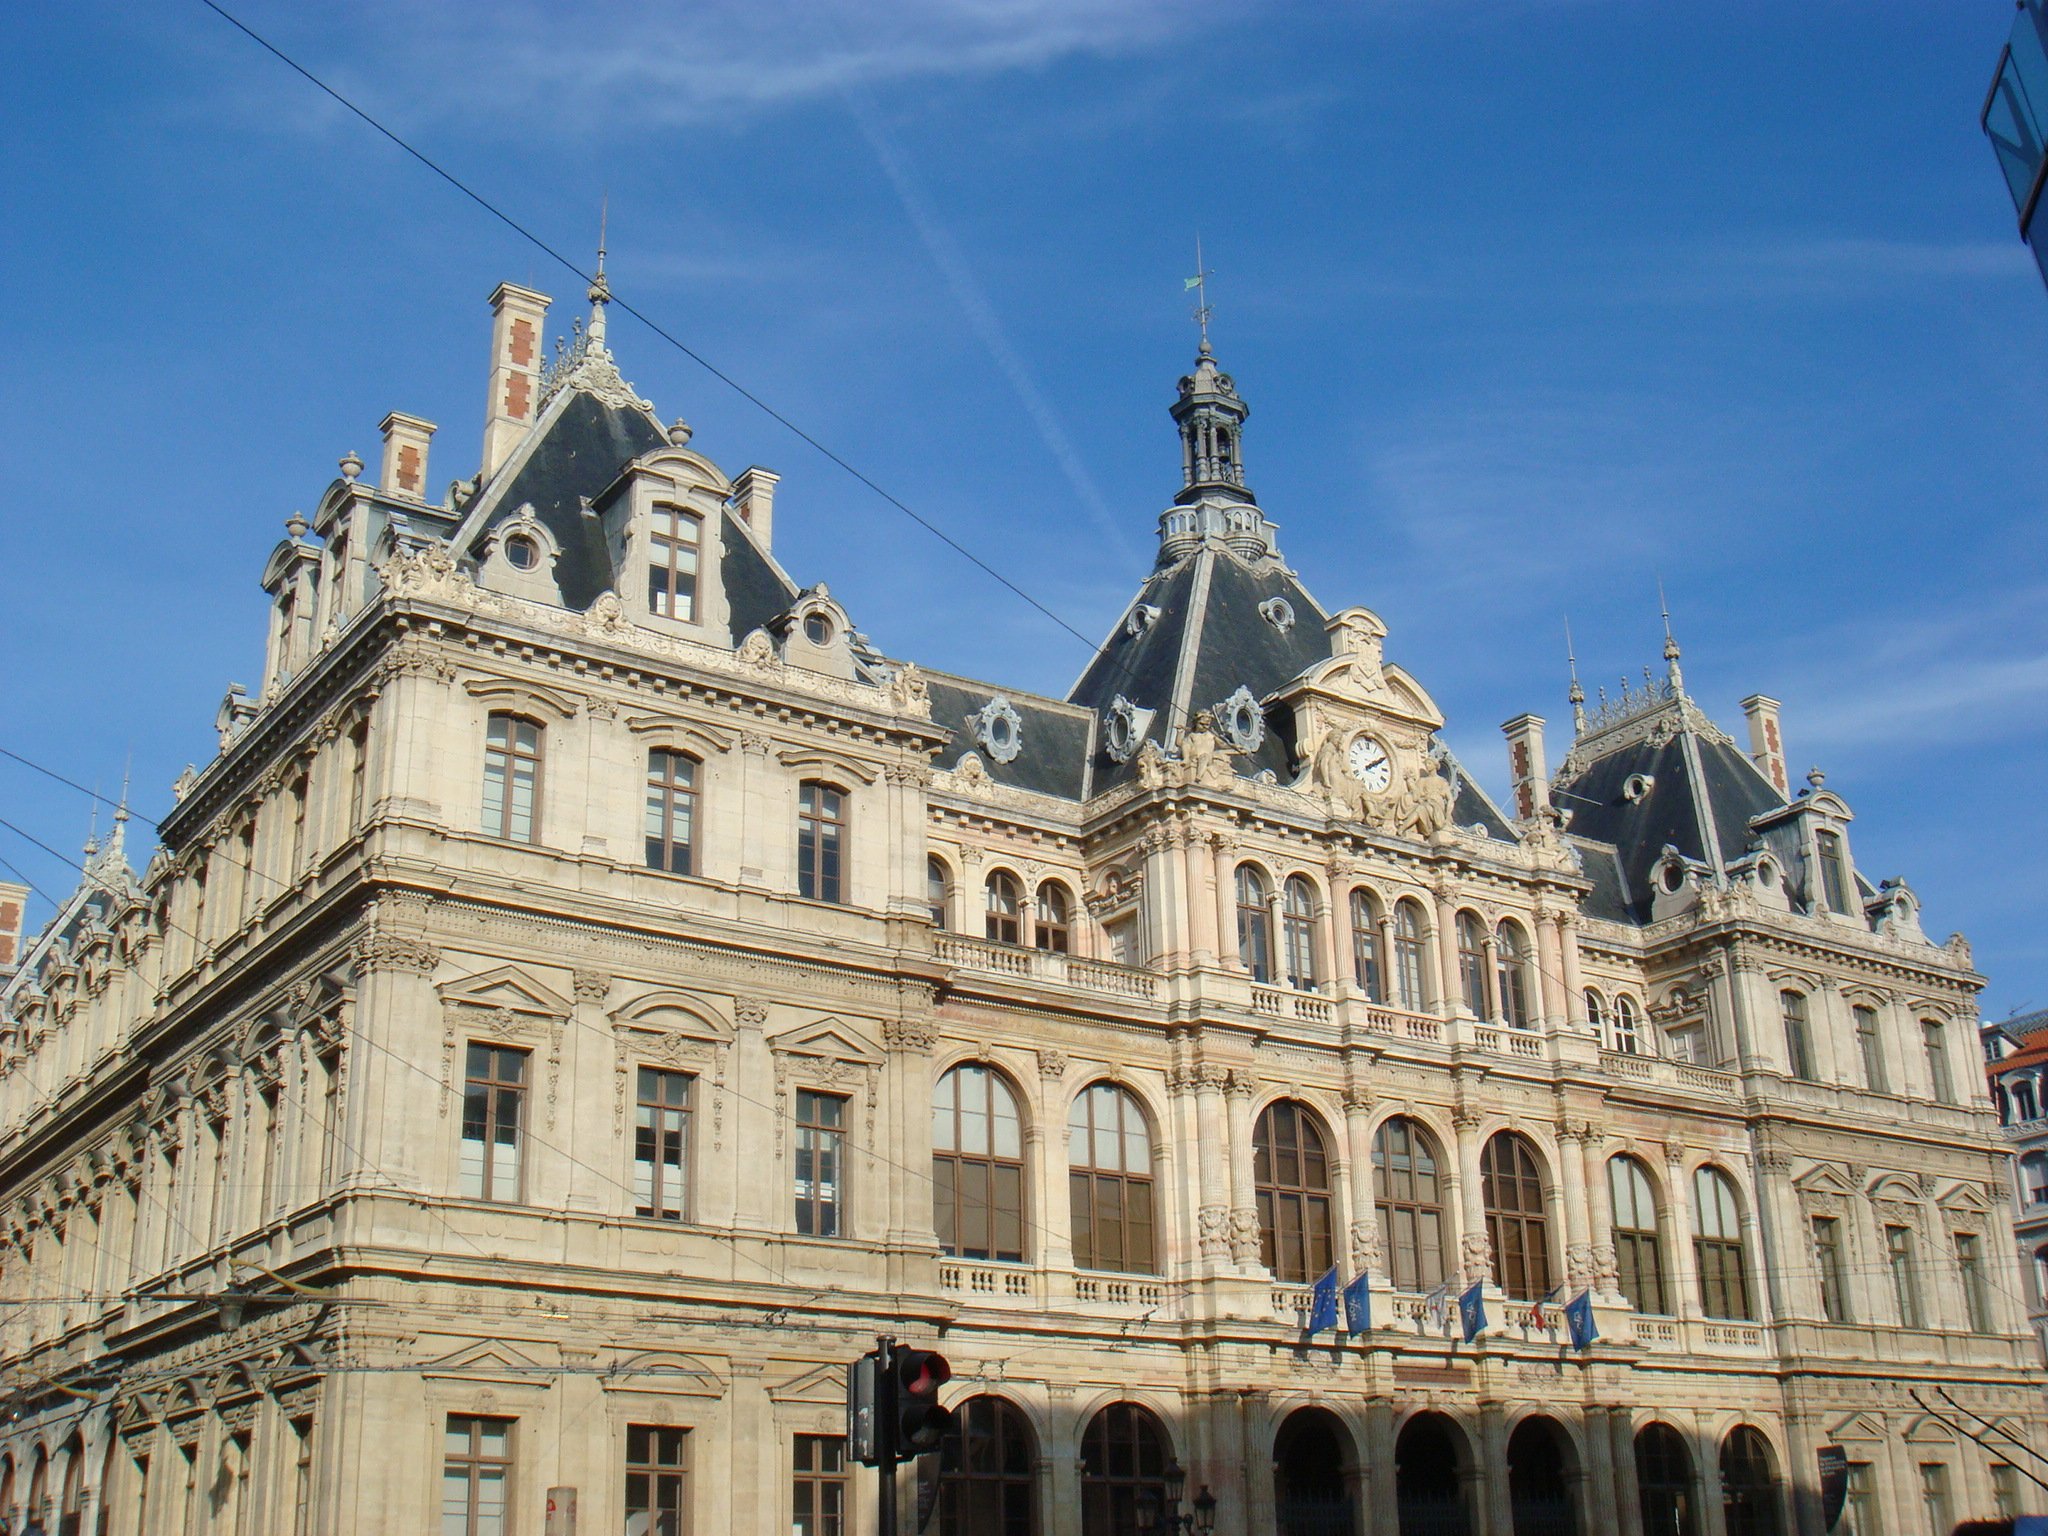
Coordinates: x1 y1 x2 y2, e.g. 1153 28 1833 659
1347 734 1392 792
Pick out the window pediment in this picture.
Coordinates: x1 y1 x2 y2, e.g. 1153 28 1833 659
603 1350 726 1398
627 714 735 757
437 965 572 1020
463 677 580 722
769 1018 883 1070
776 746 878 785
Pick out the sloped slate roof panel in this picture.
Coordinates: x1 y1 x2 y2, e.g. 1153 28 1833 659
925 673 1090 801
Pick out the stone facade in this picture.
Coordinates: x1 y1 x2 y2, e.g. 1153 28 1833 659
0 275 2041 1536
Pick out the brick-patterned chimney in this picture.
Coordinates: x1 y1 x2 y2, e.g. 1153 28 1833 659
731 466 780 551
1741 694 1789 797
1501 713 1551 821
0 880 27 973
379 412 436 502
482 283 550 481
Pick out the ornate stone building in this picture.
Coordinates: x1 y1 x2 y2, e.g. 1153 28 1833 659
0 268 2040 1536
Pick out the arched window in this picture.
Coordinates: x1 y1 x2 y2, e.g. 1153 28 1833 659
1373 1117 1447 1291
1779 991 1814 1081
644 749 698 875
1693 1166 1752 1320
1494 920 1530 1026
1035 882 1072 953
1350 889 1386 1001
934 1065 1026 1263
1634 1424 1698 1536
1719 1426 1782 1536
1455 911 1488 1015
1236 865 1274 983
797 782 845 903
482 713 543 843
1613 995 1642 1055
1080 1403 1172 1536
1609 1156 1668 1314
2033 1244 2048 1305
2018 1079 2040 1122
1069 1084 1156 1274
1585 990 1607 1036
1281 877 1318 991
1481 1132 1552 1299
1393 900 1429 1010
58 1439 82 1536
984 871 1022 945
927 856 951 930
2025 1151 2048 1208
928 1395 1035 1536
1254 1101 1334 1282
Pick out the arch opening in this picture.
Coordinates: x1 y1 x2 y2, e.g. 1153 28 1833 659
1635 1423 1698 1536
1395 1412 1471 1536
1275 1406 1356 1536
1507 1417 1578 1536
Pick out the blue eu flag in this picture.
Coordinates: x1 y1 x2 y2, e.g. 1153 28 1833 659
1342 1272 1371 1334
1307 1267 1339 1334
1458 1280 1487 1343
1564 1290 1598 1352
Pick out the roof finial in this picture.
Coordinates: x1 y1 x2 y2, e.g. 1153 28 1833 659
1185 237 1214 357
1657 575 1684 692
587 193 611 345
1565 617 1586 734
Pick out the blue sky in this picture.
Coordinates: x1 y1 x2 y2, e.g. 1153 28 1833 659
3 2 2045 1015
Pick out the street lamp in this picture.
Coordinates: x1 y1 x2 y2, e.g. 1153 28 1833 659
1136 1464 1217 1535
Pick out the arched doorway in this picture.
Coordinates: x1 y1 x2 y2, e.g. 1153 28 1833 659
1080 1402 1172 1536
1635 1423 1698 1536
1396 1412 1471 1536
1507 1418 1578 1536
926 1394 1035 1536
1275 1407 1355 1536
1719 1426 1782 1536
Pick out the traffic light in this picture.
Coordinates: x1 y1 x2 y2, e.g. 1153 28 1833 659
891 1346 953 1458
847 1349 882 1467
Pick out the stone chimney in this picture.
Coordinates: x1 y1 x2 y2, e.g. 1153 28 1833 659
1741 694 1789 797
0 880 26 973
1502 713 1551 820
379 412 436 502
731 466 780 550
482 283 550 481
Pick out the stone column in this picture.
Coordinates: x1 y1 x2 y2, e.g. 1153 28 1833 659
1454 1106 1491 1286
1478 1402 1512 1536
1608 1408 1644 1536
1581 1397 1620 1535
1697 1424 1730 1536
1747 1149 1796 1326
1533 907 1562 1028
1555 1119 1592 1288
1434 885 1464 1019
1663 1145 1700 1321
1213 837 1239 971
1315 885 1343 994
1034 1051 1074 1273
1344 1086 1385 1282
882 1017 940 1274
1558 912 1588 1029
1182 828 1219 967
736 730 773 888
1225 1072 1262 1271
1365 1400 1398 1532
1581 1133 1621 1303
1194 1067 1232 1271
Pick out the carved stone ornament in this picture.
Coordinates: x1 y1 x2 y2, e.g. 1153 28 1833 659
1258 597 1295 634
353 933 439 975
1350 1216 1384 1273
1460 1229 1494 1284
737 628 780 671
1199 1205 1231 1258
1103 695 1144 764
1228 1207 1263 1264
1209 686 1266 754
886 662 932 717
572 970 610 1004
584 590 630 636
1036 1048 1068 1081
883 1019 938 1054
967 695 1026 764
733 998 770 1026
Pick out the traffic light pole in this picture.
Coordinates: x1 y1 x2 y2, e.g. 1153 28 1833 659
875 1334 897 1536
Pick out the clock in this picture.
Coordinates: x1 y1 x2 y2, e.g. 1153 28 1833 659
1347 734 1393 793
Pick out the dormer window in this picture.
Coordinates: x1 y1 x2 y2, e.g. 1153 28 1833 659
1815 829 1852 914
803 612 833 647
648 505 701 622
505 534 539 571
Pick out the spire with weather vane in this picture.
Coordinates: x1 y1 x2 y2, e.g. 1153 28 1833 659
1170 240 1254 506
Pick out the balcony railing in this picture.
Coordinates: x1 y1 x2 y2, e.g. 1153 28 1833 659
933 933 1159 999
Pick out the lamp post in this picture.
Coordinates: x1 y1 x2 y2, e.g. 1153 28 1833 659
1135 1463 1218 1536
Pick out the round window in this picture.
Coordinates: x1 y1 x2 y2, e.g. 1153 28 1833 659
1106 711 1135 756
505 534 538 570
1660 862 1685 894
1230 702 1257 741
804 612 833 646
987 715 1015 752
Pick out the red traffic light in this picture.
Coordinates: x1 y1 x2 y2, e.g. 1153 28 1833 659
891 1347 954 1456
894 1348 951 1397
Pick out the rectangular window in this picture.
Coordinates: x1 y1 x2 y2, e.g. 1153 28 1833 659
797 783 845 904
1887 1224 1924 1329
481 714 542 844
1812 1216 1849 1324
1853 1005 1887 1093
644 750 698 875
348 723 369 828
1780 991 1814 1081
291 1418 314 1536
792 1434 847 1536
442 1416 513 1536
1842 1462 1876 1536
288 774 309 876
460 1044 528 1202
1956 1231 1992 1333
1917 1463 1950 1536
795 1090 846 1238
1992 1462 2019 1519
1815 829 1852 913
648 505 701 621
1922 1019 1955 1104
625 1424 688 1536
634 1068 692 1221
